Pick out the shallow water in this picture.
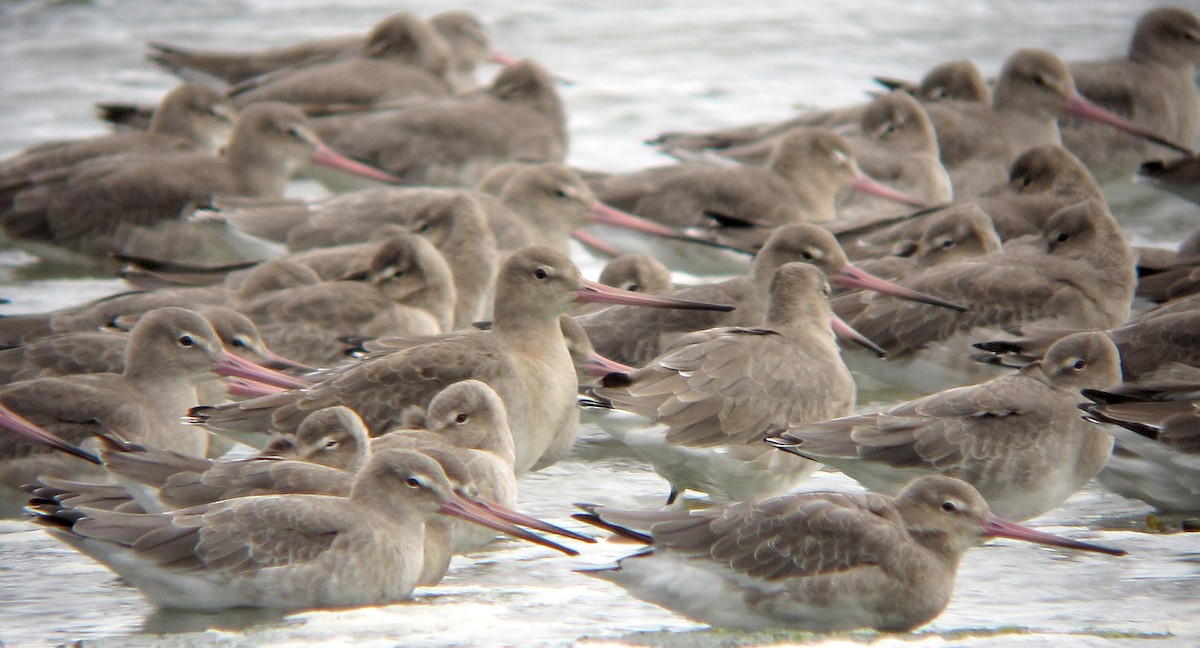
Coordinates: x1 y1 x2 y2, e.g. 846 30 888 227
0 0 1198 646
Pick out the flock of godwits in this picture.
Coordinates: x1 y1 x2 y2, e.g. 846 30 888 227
0 4 1198 635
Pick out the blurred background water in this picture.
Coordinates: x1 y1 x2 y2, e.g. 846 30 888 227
0 0 1197 646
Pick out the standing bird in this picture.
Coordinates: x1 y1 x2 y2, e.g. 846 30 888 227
770 331 1120 521
1062 7 1200 183
591 263 857 503
574 475 1124 632
578 223 962 369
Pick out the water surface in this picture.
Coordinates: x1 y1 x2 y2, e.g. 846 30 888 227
0 1 1197 646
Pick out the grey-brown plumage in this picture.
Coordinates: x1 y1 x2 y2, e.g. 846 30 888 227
314 59 567 187
593 128 871 228
78 405 370 514
833 199 1134 360
598 254 672 295
151 13 447 84
853 204 1002 281
1061 7 1200 183
922 49 1079 197
55 383 576 585
0 308 228 508
648 59 989 154
1134 228 1200 303
476 162 626 256
0 83 234 184
842 145 1103 260
237 234 455 366
147 10 498 92
709 92 952 218
592 263 854 501
190 247 598 474
1 103 393 259
873 59 991 104
1081 367 1200 512
837 91 952 216
976 292 1200 382
212 189 499 329
192 246 735 473
373 380 523 557
226 13 451 112
579 223 912 368
771 331 1119 521
1139 153 1200 205
18 234 452 369
574 254 672 317
0 306 279 377
429 10 509 92
32 448 555 609
574 475 1123 632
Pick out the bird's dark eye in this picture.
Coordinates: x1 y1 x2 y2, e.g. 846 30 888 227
230 337 248 348
626 283 641 292
801 251 814 261
941 239 955 249
534 267 548 280
287 126 303 138
455 413 469 423
1056 232 1070 243
325 439 339 449
1073 359 1086 370
941 501 957 512
405 477 422 488
178 335 194 347
554 189 569 199
1032 76 1046 87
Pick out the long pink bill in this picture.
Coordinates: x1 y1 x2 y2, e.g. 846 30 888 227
831 314 887 358
571 229 623 258
587 202 751 255
584 351 634 378
851 173 930 208
983 513 1126 556
310 143 405 184
836 263 968 312
214 352 312 390
439 493 579 556
476 497 596 543
1064 93 1194 156
224 376 289 398
255 349 317 373
0 403 101 465
577 278 734 312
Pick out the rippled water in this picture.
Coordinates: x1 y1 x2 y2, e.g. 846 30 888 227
1 0 1199 646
